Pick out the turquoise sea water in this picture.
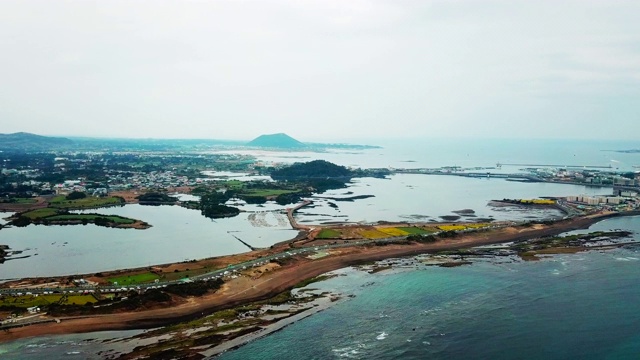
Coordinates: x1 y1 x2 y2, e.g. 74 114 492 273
219 217 640 360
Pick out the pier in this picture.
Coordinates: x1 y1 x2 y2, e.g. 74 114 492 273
496 162 612 169
393 169 542 182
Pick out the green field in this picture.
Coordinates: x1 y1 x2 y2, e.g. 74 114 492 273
0 294 97 308
316 229 342 239
221 180 244 190
13 198 38 204
108 272 161 285
21 208 59 219
397 227 436 235
241 189 298 197
49 195 124 209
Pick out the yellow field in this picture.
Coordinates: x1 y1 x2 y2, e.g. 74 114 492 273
526 199 556 205
438 223 492 231
376 227 410 237
438 225 467 231
358 229 391 239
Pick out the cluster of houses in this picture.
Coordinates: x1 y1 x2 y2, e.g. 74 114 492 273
104 170 196 191
566 190 640 210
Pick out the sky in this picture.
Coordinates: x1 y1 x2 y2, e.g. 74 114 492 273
0 0 639 142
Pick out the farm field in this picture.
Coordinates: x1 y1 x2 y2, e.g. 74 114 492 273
48 195 125 209
108 272 161 285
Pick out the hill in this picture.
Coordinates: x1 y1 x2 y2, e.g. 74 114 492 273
247 133 306 149
270 160 353 181
0 132 73 151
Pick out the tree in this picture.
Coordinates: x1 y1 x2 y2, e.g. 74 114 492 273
66 191 87 200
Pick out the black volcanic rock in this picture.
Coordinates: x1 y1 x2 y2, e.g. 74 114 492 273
247 133 305 149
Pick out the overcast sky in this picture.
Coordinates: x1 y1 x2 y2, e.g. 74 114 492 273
0 1 638 141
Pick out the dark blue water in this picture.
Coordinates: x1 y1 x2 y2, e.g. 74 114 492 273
218 217 640 360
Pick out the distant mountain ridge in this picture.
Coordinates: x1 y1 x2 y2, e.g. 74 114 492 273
0 132 73 150
0 132 380 152
246 133 306 149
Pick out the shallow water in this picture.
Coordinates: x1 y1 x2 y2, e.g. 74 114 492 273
218 217 640 360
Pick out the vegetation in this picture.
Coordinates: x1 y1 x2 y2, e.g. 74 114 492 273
499 198 556 205
316 229 342 239
358 228 390 239
10 208 140 228
201 204 240 219
397 227 435 235
407 234 438 243
137 192 178 204
376 227 410 237
0 294 97 309
164 279 224 297
438 223 491 231
108 273 161 285
65 191 87 200
48 195 125 209
271 160 353 181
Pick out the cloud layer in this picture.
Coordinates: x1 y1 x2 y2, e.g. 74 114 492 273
1 0 638 140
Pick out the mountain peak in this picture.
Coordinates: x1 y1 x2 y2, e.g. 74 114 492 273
247 133 306 149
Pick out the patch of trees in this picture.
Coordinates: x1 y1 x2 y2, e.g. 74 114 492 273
164 279 224 297
66 191 87 200
275 191 311 205
136 192 178 204
201 204 240 218
199 191 240 218
437 231 459 239
351 168 392 179
242 196 268 204
270 160 353 181
10 216 31 227
407 234 438 243
307 178 348 192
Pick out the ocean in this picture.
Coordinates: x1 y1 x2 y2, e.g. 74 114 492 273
218 217 640 360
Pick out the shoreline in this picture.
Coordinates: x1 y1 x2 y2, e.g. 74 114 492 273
0 212 628 343
202 296 338 358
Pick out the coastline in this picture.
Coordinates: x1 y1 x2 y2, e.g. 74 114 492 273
0 212 625 343
202 296 338 358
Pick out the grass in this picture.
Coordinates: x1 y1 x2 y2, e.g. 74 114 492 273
316 229 342 239
0 295 61 308
0 294 97 308
358 229 390 239
221 180 244 190
20 208 59 219
46 214 135 224
65 295 98 305
162 268 210 282
376 227 409 237
241 189 298 197
48 196 124 209
396 227 435 235
12 198 37 204
108 272 161 285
